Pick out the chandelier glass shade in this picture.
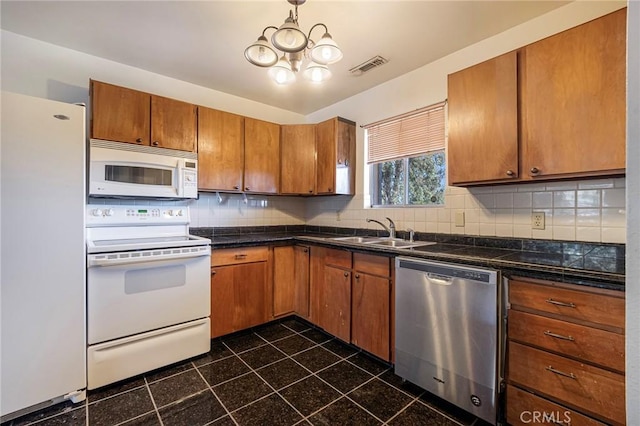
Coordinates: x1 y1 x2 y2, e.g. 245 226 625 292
244 0 342 85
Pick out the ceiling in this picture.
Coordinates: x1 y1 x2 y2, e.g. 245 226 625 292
0 0 569 115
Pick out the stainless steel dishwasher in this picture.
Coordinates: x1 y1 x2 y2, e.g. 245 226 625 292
395 257 504 425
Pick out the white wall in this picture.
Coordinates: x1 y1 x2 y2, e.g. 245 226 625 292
0 30 305 124
306 1 627 244
625 1 639 423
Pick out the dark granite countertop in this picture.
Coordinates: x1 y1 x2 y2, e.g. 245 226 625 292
191 226 625 291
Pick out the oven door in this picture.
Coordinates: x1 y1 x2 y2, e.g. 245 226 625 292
87 246 210 345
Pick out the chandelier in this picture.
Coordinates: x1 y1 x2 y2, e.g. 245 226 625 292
244 0 343 85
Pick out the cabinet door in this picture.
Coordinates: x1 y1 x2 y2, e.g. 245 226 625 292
280 124 316 195
210 261 269 338
244 118 280 193
198 107 244 191
319 265 351 342
447 52 518 185
273 246 296 317
90 80 151 145
316 118 356 195
521 9 626 179
294 245 310 318
352 272 390 361
150 96 197 152
210 265 235 338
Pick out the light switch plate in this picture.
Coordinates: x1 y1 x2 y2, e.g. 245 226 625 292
455 211 465 227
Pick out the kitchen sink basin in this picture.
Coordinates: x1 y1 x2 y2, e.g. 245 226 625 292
330 236 383 243
328 236 436 250
364 239 429 249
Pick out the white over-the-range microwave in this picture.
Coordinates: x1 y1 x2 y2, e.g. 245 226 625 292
89 139 198 199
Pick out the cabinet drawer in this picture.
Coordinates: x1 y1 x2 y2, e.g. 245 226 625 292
509 310 624 372
508 342 625 425
324 247 352 269
506 385 606 426
509 278 624 330
353 253 390 277
211 246 269 266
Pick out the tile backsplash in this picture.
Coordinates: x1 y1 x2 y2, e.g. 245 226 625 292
90 177 626 244
306 178 626 244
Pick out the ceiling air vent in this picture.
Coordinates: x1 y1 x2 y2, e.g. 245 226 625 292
349 55 389 76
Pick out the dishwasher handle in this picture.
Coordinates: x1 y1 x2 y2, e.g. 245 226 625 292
425 272 454 285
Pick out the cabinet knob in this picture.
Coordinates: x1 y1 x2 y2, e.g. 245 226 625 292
343 272 349 277
506 170 515 177
135 138 143 144
233 185 239 190
309 189 313 193
152 141 159 146
328 188 332 192
303 248 308 253
344 160 349 167
355 274 360 279
245 187 250 191
530 167 540 175
211 270 217 276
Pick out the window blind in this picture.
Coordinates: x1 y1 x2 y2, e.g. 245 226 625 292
364 101 446 164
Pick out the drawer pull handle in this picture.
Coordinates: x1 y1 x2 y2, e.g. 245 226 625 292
235 254 247 259
544 330 575 341
545 298 576 308
546 366 576 379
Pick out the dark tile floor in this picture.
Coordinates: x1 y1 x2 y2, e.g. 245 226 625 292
3 317 494 426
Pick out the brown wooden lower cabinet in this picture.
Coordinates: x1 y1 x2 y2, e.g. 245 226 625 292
309 247 393 361
506 276 625 426
351 271 390 360
318 264 352 342
210 247 270 338
272 245 310 318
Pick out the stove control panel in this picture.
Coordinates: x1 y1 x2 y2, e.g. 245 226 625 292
86 205 190 226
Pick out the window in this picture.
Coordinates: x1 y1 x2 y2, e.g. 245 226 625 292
365 102 446 207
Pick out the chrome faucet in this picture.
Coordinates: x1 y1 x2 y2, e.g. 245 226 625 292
366 217 396 239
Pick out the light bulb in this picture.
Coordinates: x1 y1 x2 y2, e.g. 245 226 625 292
311 68 323 83
285 29 294 46
321 47 332 61
258 46 265 61
276 69 287 84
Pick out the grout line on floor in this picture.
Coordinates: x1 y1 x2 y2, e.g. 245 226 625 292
111 410 158 426
86 383 148 406
143 376 164 426
193 358 239 426
223 336 308 423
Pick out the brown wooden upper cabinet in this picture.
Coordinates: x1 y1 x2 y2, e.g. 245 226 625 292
90 80 197 152
447 9 626 186
197 107 245 192
244 118 280 194
316 117 356 195
280 124 317 195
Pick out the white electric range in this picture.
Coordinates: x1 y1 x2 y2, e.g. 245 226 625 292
85 205 211 390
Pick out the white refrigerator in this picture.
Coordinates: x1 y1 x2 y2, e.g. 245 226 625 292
1 92 86 420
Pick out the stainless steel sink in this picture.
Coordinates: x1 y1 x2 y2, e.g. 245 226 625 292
364 239 430 249
330 236 383 243
328 236 436 250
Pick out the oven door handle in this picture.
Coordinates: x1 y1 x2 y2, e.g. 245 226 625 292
88 247 210 267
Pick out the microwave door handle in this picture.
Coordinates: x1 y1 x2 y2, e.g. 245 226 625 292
176 159 184 198
88 249 210 268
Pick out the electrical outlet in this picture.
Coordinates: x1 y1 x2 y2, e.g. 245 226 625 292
532 212 545 230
